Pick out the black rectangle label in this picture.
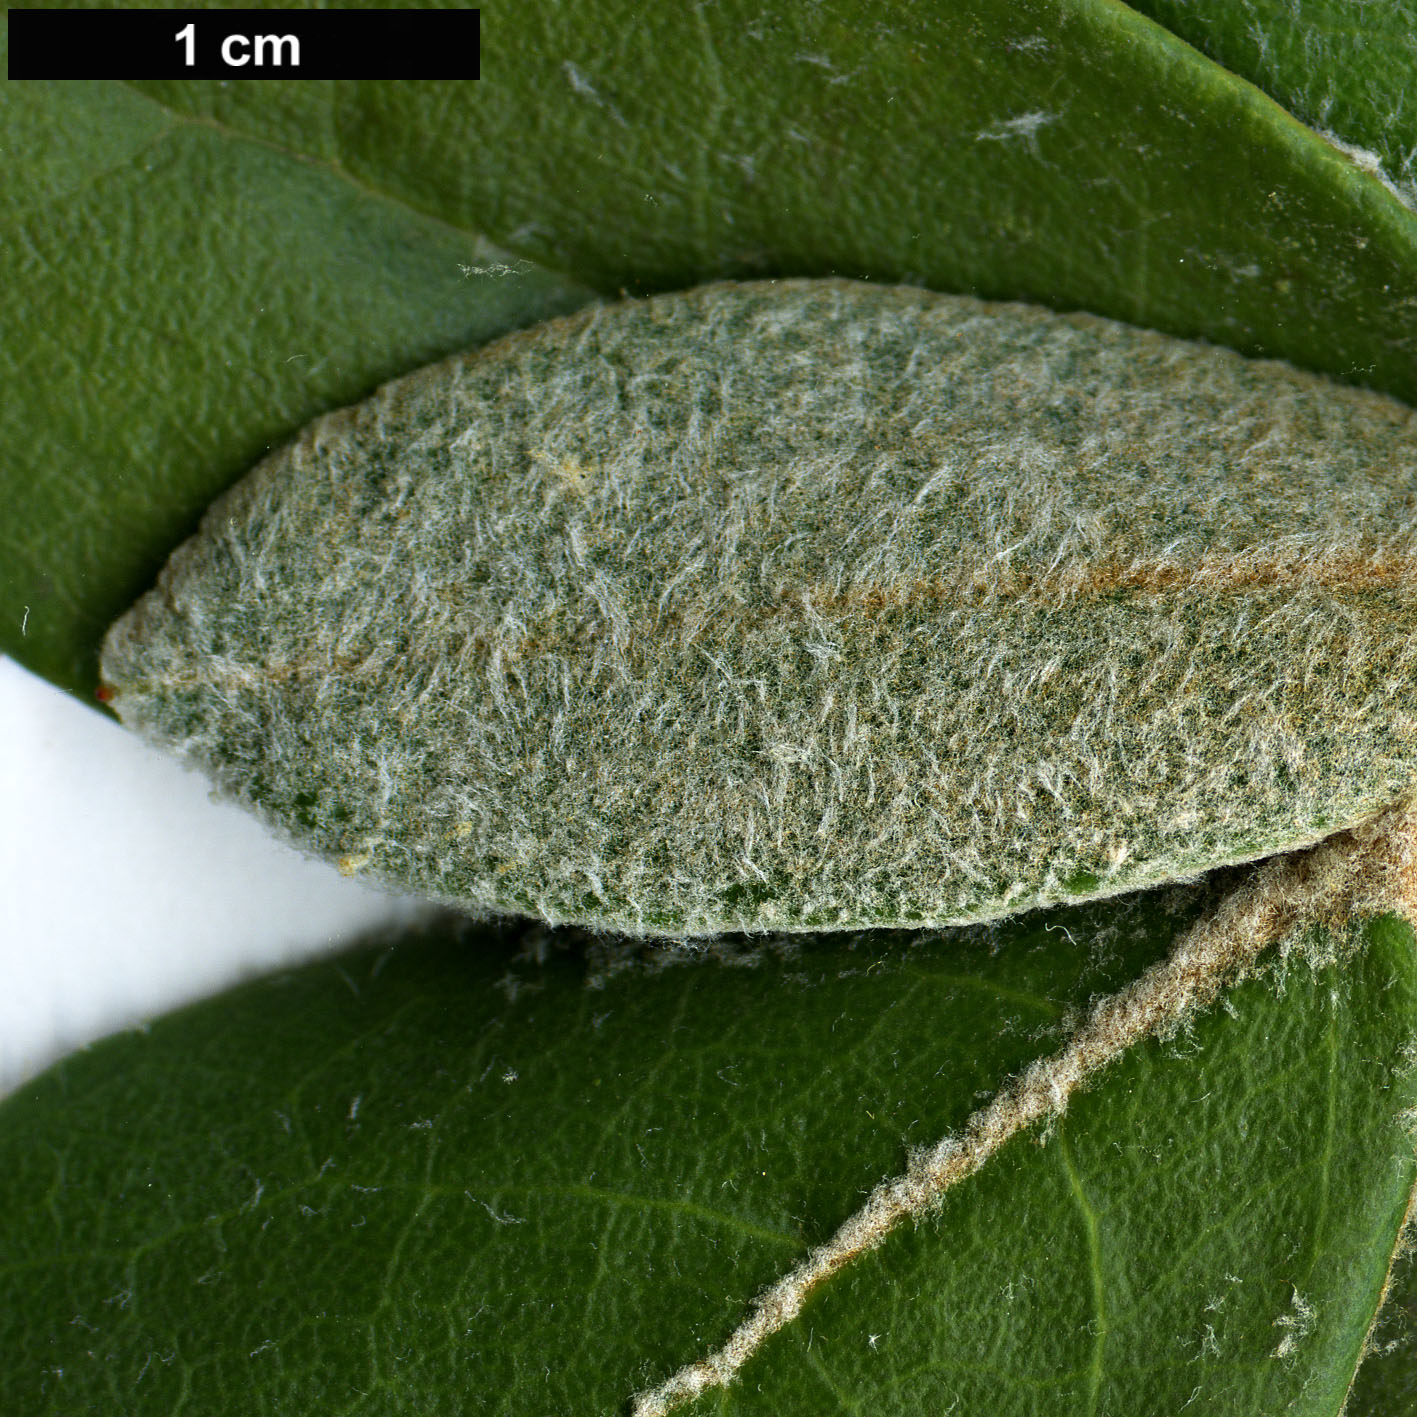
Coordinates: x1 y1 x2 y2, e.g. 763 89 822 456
7 7 481 80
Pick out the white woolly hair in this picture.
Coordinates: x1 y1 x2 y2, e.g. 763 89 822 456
101 279 1417 937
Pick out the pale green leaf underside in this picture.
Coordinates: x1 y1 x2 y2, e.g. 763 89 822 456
2 882 1413 1415
98 280 1417 937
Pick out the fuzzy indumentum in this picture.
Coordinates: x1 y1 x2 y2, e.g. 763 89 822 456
101 279 1417 939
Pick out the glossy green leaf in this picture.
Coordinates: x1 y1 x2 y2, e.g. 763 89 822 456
9 8 1417 1414
8 0 1417 698
2 884 1414 1414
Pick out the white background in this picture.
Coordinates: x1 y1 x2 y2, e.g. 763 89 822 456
0 653 434 1096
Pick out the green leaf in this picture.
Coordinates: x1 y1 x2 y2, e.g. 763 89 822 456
8 1 1417 698
1130 0 1417 203
95 277 1417 937
10 8 1417 1414
2 880 1414 1414
0 73 593 699
1348 1232 1417 1417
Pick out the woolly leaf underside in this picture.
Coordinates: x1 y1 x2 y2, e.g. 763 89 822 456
3 882 1415 1416
7 0 1417 697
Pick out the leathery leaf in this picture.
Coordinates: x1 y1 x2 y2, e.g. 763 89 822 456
1 866 1414 1415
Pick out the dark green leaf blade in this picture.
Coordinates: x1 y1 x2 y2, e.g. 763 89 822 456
1346 1185 1417 1415
114 5 1417 393
1128 0 1417 206
2 884 1413 1415
716 913 1417 1416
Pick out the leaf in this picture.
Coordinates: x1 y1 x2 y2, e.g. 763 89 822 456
0 70 594 700
8 2 1417 699
2 874 1415 1414
9 8 1417 1414
1130 0 1417 203
98 278 1417 936
1348 1233 1417 1417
